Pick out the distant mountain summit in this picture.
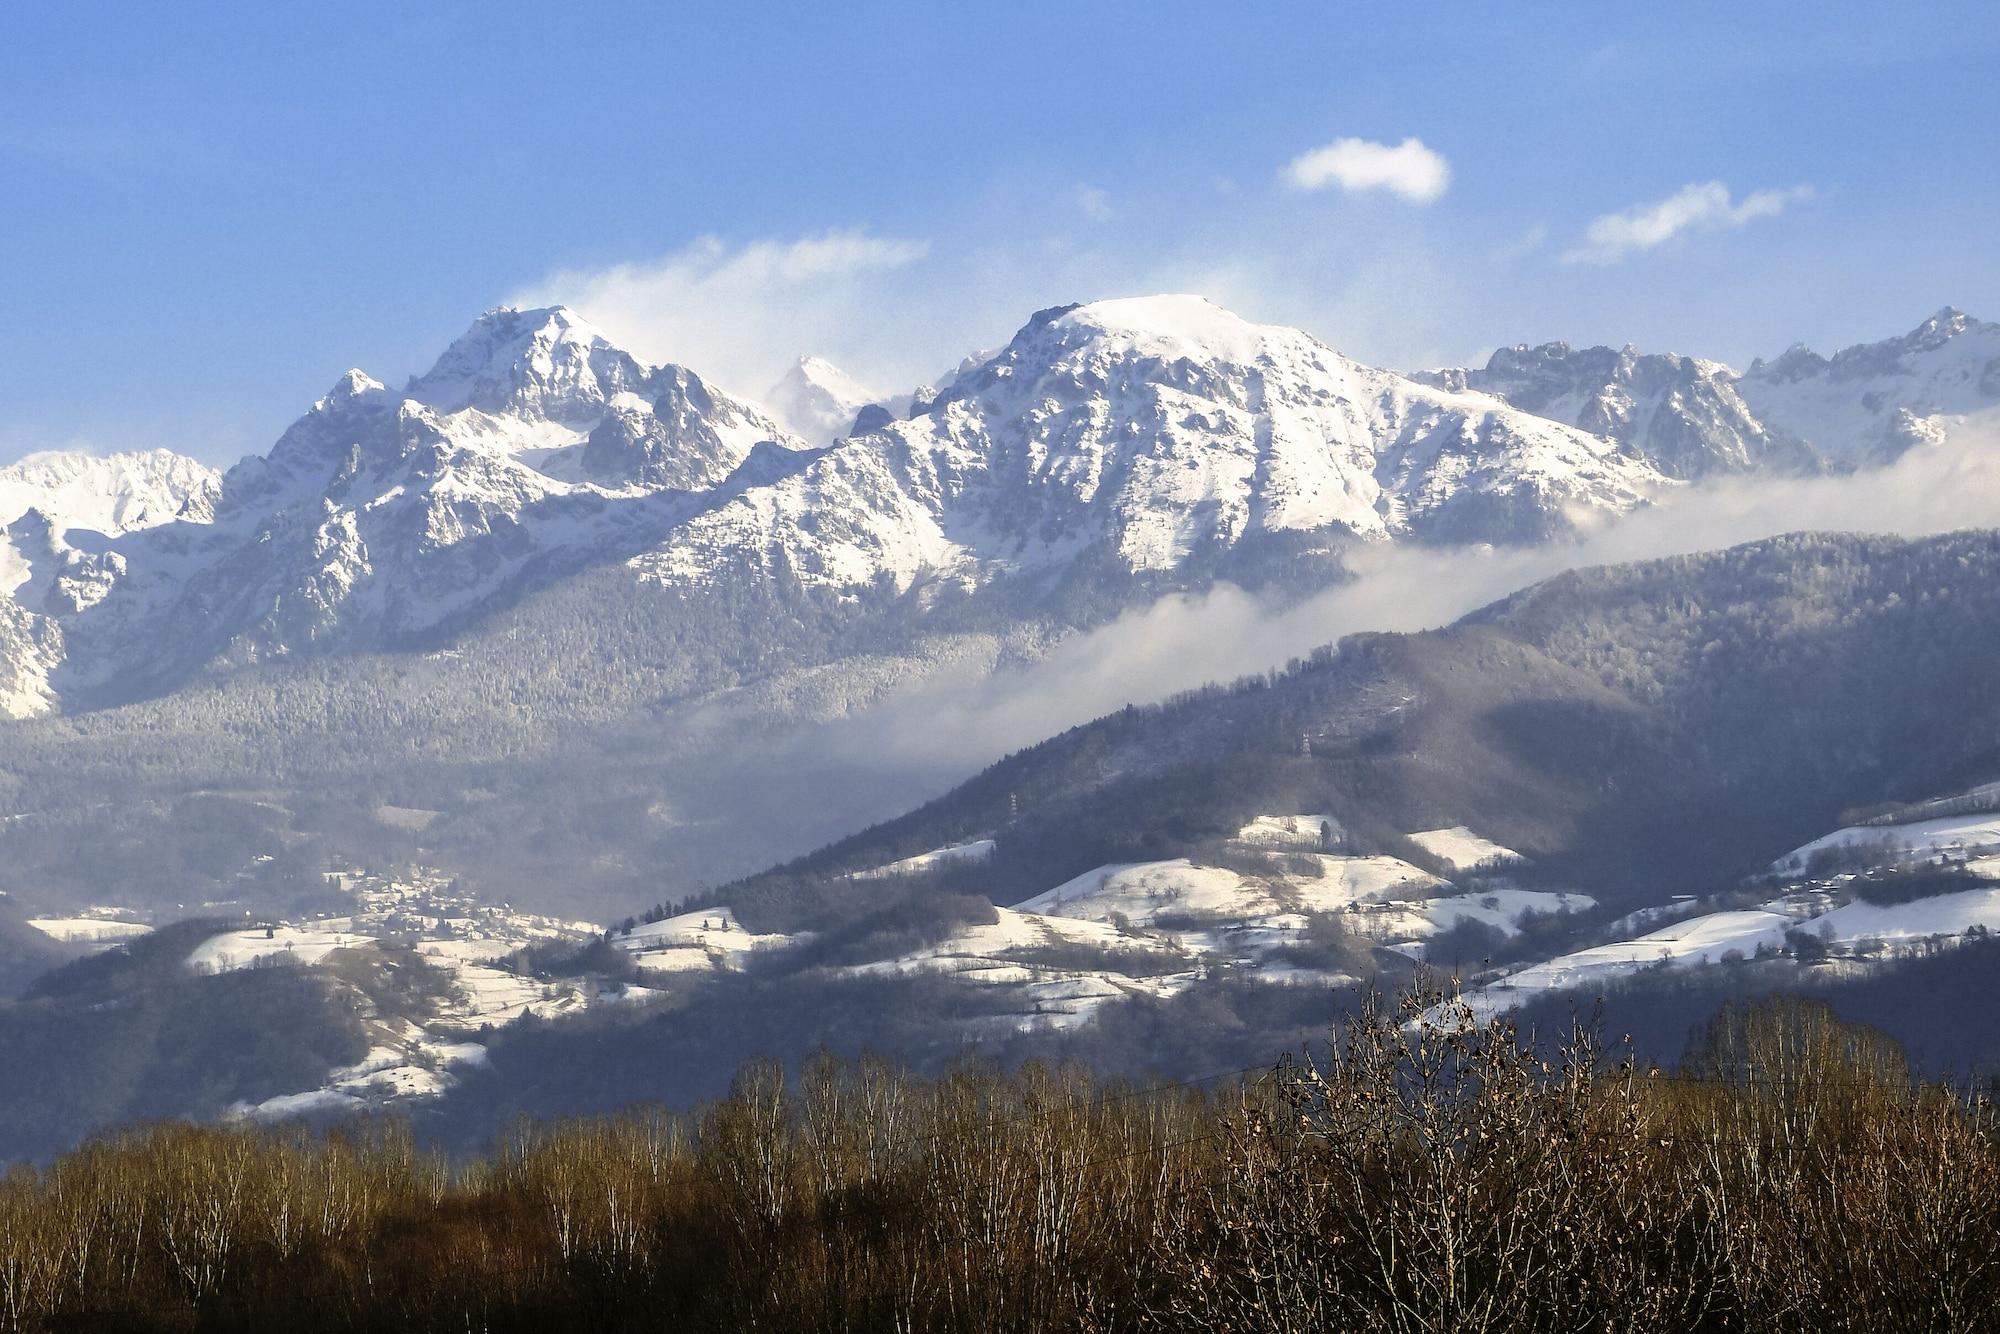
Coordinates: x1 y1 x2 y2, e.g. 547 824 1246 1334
405 306 650 421
1737 307 2000 463
1416 343 1808 479
0 306 812 711
0 449 218 537
764 355 883 444
1424 307 2000 474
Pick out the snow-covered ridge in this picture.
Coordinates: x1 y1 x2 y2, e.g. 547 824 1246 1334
1050 293 1288 365
1418 342 1801 479
638 294 1674 595
1423 306 2000 475
1737 307 2000 465
852 839 997 880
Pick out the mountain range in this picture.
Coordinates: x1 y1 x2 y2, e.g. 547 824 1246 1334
3 297 1994 723
1 284 1998 1154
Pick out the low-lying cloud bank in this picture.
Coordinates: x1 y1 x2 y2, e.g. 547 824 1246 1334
808 432 2000 778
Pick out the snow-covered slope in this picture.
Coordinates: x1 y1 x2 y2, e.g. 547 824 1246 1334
1460 785 2000 1020
1777 812 2000 871
1408 826 1524 873
1418 343 1810 478
639 296 1673 595
0 307 813 712
1736 308 2000 464
625 816 1584 1032
0 449 219 537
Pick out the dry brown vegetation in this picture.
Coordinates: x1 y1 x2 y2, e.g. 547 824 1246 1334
2 987 1996 1331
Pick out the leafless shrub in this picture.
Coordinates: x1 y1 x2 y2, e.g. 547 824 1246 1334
0 991 1992 1330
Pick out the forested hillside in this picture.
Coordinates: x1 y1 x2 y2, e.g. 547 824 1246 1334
712 530 2000 926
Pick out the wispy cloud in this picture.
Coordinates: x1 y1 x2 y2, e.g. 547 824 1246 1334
1074 184 1114 221
1564 181 1812 264
1491 223 1549 264
1282 136 1451 204
510 230 930 394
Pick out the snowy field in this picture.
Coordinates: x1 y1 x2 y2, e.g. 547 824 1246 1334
188 927 376 973
852 839 997 879
612 907 794 972
1776 813 2000 869
28 917 152 949
1407 826 1523 872
1465 844 2000 1021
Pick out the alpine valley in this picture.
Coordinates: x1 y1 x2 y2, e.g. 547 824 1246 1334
3 296 2000 1158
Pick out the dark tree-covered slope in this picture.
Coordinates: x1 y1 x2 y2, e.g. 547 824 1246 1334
715 530 2000 926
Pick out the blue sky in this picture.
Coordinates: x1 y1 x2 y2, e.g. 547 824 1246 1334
2 2 1996 464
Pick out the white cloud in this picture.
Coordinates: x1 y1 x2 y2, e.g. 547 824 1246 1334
1282 136 1451 204
1564 181 1813 264
1075 184 1114 221
509 229 930 395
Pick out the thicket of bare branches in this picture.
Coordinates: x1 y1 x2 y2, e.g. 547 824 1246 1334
2 987 1995 1331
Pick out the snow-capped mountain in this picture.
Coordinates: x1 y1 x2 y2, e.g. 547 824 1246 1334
0 448 219 537
640 296 1672 593
0 295 1678 716
0 307 812 711
1424 307 2000 475
764 355 883 444
1416 344 1813 479
0 450 219 714
1 297 1990 721
0 449 219 599
1736 307 2000 464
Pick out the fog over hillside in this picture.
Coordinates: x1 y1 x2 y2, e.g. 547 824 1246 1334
705 425 2000 818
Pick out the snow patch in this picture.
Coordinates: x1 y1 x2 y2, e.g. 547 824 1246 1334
1407 826 1523 873
853 839 996 879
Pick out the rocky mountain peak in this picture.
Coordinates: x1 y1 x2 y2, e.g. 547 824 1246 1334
1736 307 1999 465
319 369 387 410
405 304 648 422
764 355 880 445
